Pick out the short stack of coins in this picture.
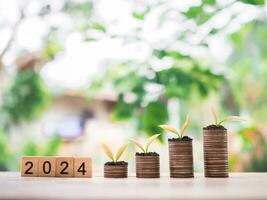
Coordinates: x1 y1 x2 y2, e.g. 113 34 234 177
203 129 229 178
104 163 128 178
136 154 160 178
168 140 194 178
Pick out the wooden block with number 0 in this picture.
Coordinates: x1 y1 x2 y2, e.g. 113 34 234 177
56 157 74 177
21 156 39 177
38 157 56 177
74 157 92 178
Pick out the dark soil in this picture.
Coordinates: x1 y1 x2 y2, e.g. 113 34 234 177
104 161 128 166
135 152 159 156
203 125 227 130
168 136 192 141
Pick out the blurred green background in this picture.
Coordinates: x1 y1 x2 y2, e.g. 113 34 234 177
0 0 266 172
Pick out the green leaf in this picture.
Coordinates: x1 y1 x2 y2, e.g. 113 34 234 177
180 116 190 137
145 134 160 153
115 144 128 162
211 107 218 125
158 125 179 137
218 116 246 125
130 139 145 153
102 143 114 162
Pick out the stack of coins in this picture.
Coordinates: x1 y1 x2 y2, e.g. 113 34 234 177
203 129 229 178
168 140 194 178
136 155 160 178
104 163 128 178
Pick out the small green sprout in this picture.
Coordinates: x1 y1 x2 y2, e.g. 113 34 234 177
130 134 160 153
159 116 190 139
211 108 245 127
102 143 128 163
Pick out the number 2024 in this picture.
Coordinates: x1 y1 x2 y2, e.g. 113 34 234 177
25 161 87 175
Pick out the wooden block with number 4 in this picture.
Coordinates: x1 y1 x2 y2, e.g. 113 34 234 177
21 156 39 177
74 157 92 178
56 157 74 177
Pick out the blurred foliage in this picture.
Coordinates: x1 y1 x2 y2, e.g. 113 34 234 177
182 0 265 24
132 7 151 20
21 136 61 156
0 0 266 171
63 0 93 17
2 69 50 123
228 20 267 123
239 0 265 5
141 101 168 141
81 21 107 42
92 56 223 139
157 65 223 99
0 128 61 171
230 126 267 172
183 4 213 25
247 148 267 171
0 128 11 170
42 31 64 60
42 40 63 60
88 0 267 140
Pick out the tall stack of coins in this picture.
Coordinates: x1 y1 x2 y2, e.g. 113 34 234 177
203 128 229 178
168 139 194 178
136 154 160 178
104 162 128 178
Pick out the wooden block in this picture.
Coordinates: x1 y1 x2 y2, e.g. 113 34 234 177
38 157 56 177
56 157 74 177
74 157 92 178
21 156 39 177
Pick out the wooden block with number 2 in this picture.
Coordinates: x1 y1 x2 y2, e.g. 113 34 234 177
21 156 39 177
56 157 74 177
74 157 92 177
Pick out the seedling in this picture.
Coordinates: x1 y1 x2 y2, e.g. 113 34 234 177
130 134 160 153
102 143 128 163
159 116 190 139
210 108 245 127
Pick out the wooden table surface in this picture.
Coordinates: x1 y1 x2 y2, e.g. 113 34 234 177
0 172 266 200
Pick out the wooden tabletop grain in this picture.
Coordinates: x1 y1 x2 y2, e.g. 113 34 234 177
0 172 266 200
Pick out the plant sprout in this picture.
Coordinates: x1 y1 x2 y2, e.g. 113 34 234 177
102 143 128 163
130 134 160 153
159 116 190 139
211 108 245 127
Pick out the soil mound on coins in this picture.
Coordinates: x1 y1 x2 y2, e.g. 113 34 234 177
104 161 128 166
203 125 226 130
